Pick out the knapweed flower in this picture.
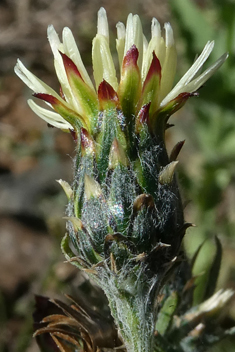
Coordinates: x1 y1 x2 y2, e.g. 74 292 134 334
15 8 231 352
15 7 227 136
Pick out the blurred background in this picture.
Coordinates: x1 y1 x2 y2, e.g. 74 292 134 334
0 0 235 351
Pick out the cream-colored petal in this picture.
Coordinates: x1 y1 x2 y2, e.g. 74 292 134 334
97 7 109 42
142 37 164 83
117 21 126 40
142 35 149 73
47 25 66 81
160 41 215 107
116 21 126 69
165 22 174 47
15 59 61 99
143 35 148 53
124 14 144 70
179 41 214 86
124 13 134 54
141 19 165 83
159 23 177 101
62 27 95 91
47 25 81 114
183 52 228 93
151 17 161 38
155 38 166 68
28 99 73 129
92 34 118 91
133 15 144 71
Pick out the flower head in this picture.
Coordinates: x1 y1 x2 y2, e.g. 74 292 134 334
15 10 232 352
15 7 228 136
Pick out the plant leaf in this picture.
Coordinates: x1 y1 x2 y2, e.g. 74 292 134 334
203 236 222 299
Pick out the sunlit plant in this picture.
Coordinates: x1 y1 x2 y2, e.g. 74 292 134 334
15 8 234 352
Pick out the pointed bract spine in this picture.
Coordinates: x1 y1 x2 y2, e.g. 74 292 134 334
64 216 83 231
170 140 185 162
84 174 102 200
135 103 150 134
57 179 73 200
80 127 95 156
109 138 129 169
159 161 179 185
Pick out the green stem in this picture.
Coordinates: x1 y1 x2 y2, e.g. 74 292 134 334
94 269 157 352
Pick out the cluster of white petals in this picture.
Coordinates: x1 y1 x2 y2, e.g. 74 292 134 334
15 7 228 129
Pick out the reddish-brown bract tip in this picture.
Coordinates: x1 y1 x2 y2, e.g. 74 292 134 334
59 86 65 100
98 80 119 105
122 45 139 69
138 103 151 124
70 129 78 143
59 51 83 81
33 93 59 105
173 92 198 110
80 127 94 154
178 91 198 100
135 103 151 133
161 91 199 116
34 92 88 131
143 52 161 91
